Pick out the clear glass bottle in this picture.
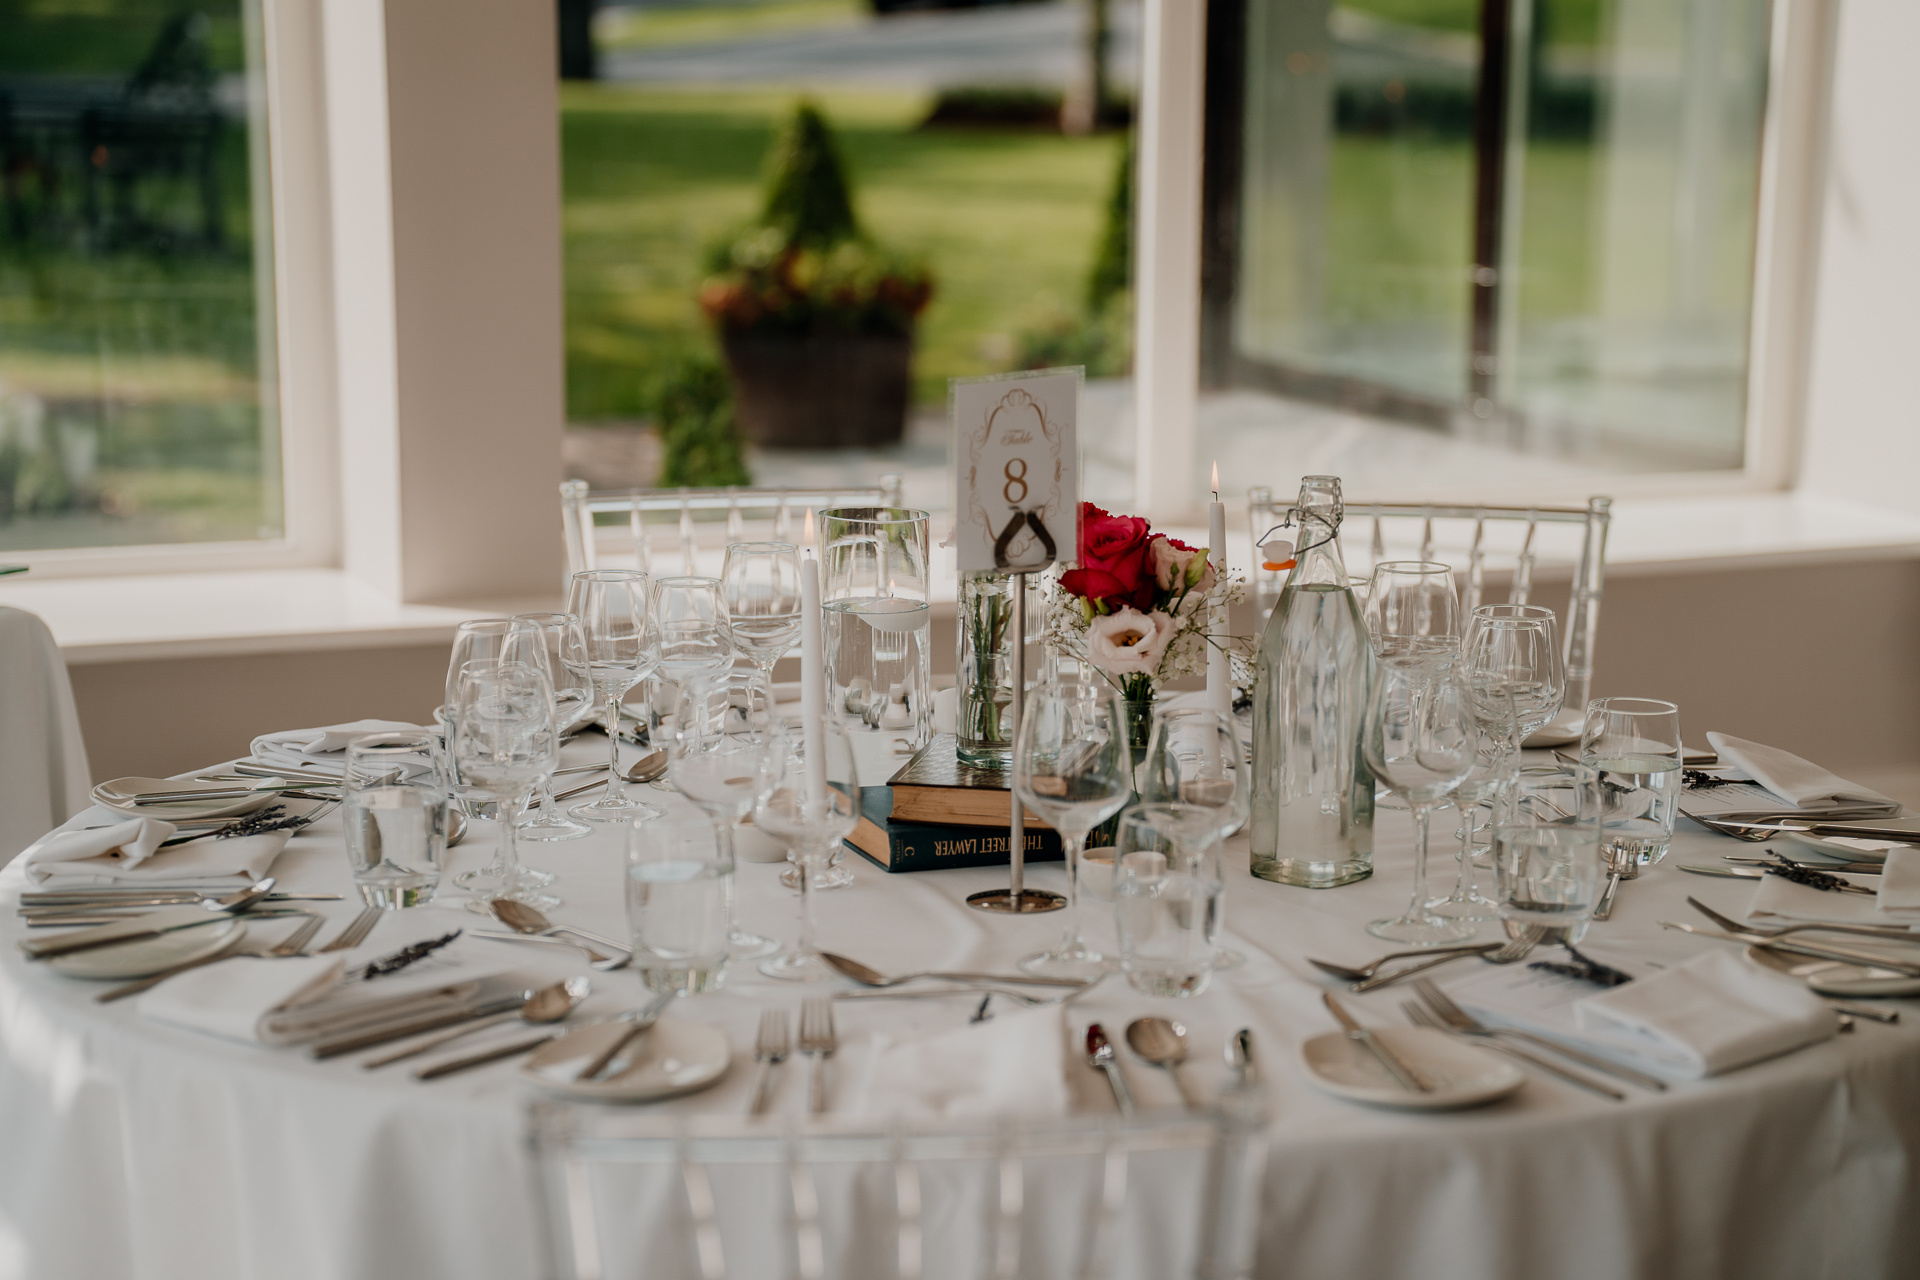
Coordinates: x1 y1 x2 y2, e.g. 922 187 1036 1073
1249 475 1377 886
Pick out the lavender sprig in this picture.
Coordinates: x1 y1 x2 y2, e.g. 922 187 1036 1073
1682 768 1738 790
1763 852 1874 895
354 930 462 980
1529 944 1634 987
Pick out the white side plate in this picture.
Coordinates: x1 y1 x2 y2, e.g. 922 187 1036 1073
520 1016 731 1103
1299 1027 1525 1111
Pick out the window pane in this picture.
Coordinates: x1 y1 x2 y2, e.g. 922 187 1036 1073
0 0 280 552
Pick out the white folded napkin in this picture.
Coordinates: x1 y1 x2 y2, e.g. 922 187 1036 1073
18 816 291 887
849 1005 1071 1119
1705 733 1901 815
1747 870 1919 927
1573 949 1837 1078
140 953 346 1043
249 719 430 777
1878 847 1920 915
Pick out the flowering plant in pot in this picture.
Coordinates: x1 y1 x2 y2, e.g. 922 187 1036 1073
1044 502 1244 747
699 101 933 448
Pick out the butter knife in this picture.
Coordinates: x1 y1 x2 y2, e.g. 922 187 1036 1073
413 1030 560 1080
1659 921 1920 977
309 993 529 1058
1324 991 1432 1092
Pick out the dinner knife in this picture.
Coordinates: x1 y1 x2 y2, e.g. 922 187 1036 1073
309 994 530 1058
413 1030 561 1080
1324 992 1433 1092
1721 857 1887 875
1659 921 1920 977
18 881 276 958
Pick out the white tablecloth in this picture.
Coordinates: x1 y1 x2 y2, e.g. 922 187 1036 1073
4 759 1920 1280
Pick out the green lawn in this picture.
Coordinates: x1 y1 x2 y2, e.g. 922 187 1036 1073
596 0 864 50
561 85 1126 420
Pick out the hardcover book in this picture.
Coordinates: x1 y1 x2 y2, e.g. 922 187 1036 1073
883 734 1056 830
846 786 1074 873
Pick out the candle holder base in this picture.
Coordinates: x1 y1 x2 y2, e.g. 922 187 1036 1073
965 888 1066 914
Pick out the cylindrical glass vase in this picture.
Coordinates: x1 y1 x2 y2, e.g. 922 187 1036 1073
956 570 1016 764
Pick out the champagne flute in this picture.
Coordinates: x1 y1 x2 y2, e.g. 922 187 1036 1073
450 661 561 913
1364 657 1476 944
669 670 784 961
722 542 802 679
509 611 595 841
1139 706 1249 969
756 717 859 982
565 569 662 823
1014 681 1134 981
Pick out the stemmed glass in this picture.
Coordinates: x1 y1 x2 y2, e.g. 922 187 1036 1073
1138 706 1249 969
449 661 561 913
722 542 802 679
669 670 784 961
756 717 859 982
509 611 595 841
1014 681 1134 981
446 619 557 894
1364 657 1476 944
652 576 735 736
564 569 663 824
1462 603 1565 788
1364 561 1461 660
1427 723 1510 920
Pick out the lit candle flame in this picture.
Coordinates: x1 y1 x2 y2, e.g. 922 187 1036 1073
1210 460 1220 500
802 508 815 554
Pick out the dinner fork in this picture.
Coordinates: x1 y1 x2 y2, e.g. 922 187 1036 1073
1347 927 1546 994
1402 1002 1626 1101
96 912 328 1003
1685 896 1920 945
1412 978 1667 1092
319 906 383 953
799 998 836 1115
748 1008 790 1116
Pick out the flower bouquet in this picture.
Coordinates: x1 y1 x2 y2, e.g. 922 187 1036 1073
1045 502 1244 744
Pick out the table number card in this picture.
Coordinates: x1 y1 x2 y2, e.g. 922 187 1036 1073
950 367 1081 573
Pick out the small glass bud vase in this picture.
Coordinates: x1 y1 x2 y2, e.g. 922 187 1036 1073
956 570 1016 764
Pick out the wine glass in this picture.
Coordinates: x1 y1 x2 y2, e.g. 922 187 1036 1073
449 660 561 913
564 570 663 823
669 670 784 961
722 542 802 679
1138 706 1249 969
1364 561 1461 660
509 612 595 842
445 619 557 894
756 717 859 982
1014 681 1134 981
1462 604 1564 757
1427 722 1511 920
652 576 735 735
1364 656 1476 944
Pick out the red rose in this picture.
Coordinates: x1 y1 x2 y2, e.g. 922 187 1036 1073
1067 503 1157 610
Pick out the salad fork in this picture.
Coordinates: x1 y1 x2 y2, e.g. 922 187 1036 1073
799 998 836 1114
1686 896 1920 945
748 1008 790 1116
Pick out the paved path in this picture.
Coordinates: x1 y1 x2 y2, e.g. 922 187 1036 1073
602 1 1142 90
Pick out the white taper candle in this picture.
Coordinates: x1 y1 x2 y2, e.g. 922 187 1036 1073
1207 462 1231 719
800 510 827 808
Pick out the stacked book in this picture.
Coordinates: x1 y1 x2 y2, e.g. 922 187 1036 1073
847 734 1112 873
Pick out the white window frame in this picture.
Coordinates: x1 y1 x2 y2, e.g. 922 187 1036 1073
1133 0 1840 526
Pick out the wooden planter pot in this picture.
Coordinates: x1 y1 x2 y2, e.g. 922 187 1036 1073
721 330 912 449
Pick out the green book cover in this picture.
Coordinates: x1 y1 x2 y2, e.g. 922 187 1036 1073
846 786 1079 873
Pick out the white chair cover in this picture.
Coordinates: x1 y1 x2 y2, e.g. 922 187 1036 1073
0 605 92 865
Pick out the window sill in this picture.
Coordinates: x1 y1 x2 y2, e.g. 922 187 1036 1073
4 492 1917 665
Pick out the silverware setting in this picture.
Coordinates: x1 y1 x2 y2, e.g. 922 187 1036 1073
364 977 591 1068
487 899 630 967
1401 1001 1624 1100
820 951 1089 991
20 879 279 960
96 912 328 1003
1684 895 1920 945
572 989 678 1083
1124 1017 1198 1109
748 1008 790 1115
1659 920 1920 976
319 906 384 954
1307 941 1502 983
1337 927 1546 994
1082 1022 1134 1115
798 997 837 1114
1411 978 1664 1093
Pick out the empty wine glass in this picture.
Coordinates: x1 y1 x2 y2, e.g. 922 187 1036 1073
449 661 561 913
1364 561 1461 661
670 670 784 960
1139 706 1249 970
1014 681 1134 981
756 717 859 982
445 619 556 894
1462 604 1565 757
1364 657 1476 944
1427 723 1511 920
510 612 595 842
722 542 802 679
565 570 662 823
652 576 735 735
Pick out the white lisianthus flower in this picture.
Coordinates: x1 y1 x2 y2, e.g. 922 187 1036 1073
1085 608 1177 676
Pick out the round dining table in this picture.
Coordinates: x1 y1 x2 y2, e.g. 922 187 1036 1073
4 748 1920 1280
